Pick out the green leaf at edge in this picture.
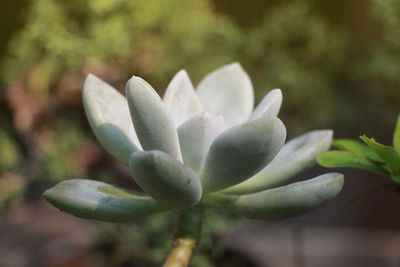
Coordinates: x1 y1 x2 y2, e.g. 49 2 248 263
393 114 400 154
317 151 389 177
360 135 400 176
332 139 383 163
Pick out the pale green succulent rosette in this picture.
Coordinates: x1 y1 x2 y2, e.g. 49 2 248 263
44 63 344 222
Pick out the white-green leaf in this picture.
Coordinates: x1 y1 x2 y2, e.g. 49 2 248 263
201 116 286 193
178 113 226 173
202 173 344 220
248 89 282 121
126 76 182 161
223 130 333 194
83 74 141 166
129 150 202 209
163 70 203 126
43 179 167 222
196 63 254 127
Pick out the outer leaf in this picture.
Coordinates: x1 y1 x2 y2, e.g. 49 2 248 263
394 115 400 153
126 76 182 161
317 151 389 176
43 179 167 222
360 135 400 175
202 173 344 220
178 113 226 173
129 150 202 209
332 139 383 163
163 70 203 126
223 130 333 194
196 63 254 127
201 116 286 193
248 89 282 121
83 74 141 166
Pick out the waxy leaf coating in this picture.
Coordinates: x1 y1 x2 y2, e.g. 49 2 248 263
224 130 333 194
178 113 226 173
83 74 141 165
129 150 202 209
248 89 282 121
44 63 344 224
203 173 344 220
197 63 254 127
163 70 203 126
43 179 167 222
126 76 182 161
201 116 286 193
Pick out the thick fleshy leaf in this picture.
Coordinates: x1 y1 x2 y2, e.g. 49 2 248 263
223 130 333 194
248 89 282 121
129 150 202 209
317 151 389 176
178 113 226 173
126 76 182 161
360 135 400 175
43 179 167 222
202 173 344 220
201 116 286 193
163 70 203 126
196 63 254 127
332 139 383 163
394 115 400 153
83 74 141 166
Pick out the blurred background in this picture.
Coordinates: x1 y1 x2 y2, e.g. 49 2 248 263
0 0 399 266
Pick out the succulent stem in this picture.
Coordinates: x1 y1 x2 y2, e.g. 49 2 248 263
163 207 203 267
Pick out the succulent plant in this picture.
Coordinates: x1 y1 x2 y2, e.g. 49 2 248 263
43 62 343 266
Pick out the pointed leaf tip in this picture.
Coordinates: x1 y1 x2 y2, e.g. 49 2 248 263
163 70 203 126
126 76 182 161
197 62 254 127
248 89 282 121
83 74 141 165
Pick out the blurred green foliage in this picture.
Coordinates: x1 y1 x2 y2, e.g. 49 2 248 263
353 0 400 127
242 1 350 134
40 120 88 181
1 0 400 265
0 132 20 172
1 0 242 88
